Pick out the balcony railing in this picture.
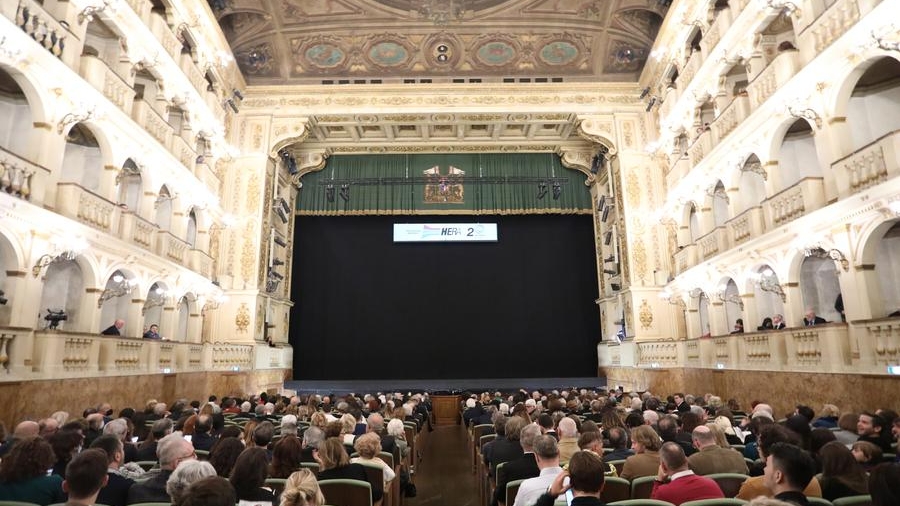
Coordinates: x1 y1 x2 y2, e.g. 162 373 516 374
727 206 765 245
676 51 703 92
689 130 712 168
710 96 750 147
12 0 69 60
55 183 117 234
597 321 899 375
698 226 729 260
0 148 42 202
747 51 801 109
673 244 698 275
118 212 157 250
132 99 173 150
156 231 189 263
763 177 825 228
79 55 135 114
832 129 899 196
804 0 862 54
188 249 213 278
149 13 180 60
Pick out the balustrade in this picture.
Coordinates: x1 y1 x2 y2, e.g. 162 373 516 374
188 249 213 278
727 206 765 245
698 227 729 260
763 177 825 228
55 183 117 233
155 231 189 263
132 99 173 150
149 14 180 60
710 96 750 147
0 148 40 201
676 51 703 92
673 244 698 275
689 130 712 168
79 55 135 113
746 50 802 110
804 0 862 54
832 129 900 196
13 0 68 59
211 344 254 371
118 212 157 250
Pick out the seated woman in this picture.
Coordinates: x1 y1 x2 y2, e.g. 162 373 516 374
166 460 217 506
870 462 900 506
269 435 304 479
230 446 276 505
280 468 325 506
818 441 868 501
0 436 66 505
339 414 357 446
620 425 662 481
758 317 774 330
351 432 396 486
316 437 382 503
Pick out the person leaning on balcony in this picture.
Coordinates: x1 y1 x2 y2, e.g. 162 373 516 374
102 319 125 336
803 308 827 327
772 314 787 330
143 324 161 340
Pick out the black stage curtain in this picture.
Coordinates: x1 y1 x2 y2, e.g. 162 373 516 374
290 215 600 380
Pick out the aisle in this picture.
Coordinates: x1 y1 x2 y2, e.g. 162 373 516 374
407 424 479 506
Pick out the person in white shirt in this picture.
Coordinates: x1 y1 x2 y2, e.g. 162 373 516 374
513 435 563 506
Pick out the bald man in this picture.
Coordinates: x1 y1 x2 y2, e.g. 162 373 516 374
0 420 40 457
687 425 748 475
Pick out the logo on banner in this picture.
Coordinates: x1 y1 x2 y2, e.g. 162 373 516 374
423 165 465 203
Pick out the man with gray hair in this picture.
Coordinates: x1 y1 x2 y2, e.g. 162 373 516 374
103 418 138 463
493 423 542 506
513 435 562 506
360 412 397 454
136 418 173 461
300 426 324 462
280 414 299 437
557 417 579 464
687 425 748 475
127 432 196 504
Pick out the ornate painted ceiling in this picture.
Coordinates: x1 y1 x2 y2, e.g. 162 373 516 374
211 0 669 85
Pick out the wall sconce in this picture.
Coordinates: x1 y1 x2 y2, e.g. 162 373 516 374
142 287 168 315
78 0 114 24
32 249 79 278
98 275 137 308
658 290 684 306
706 185 730 203
753 269 786 301
804 245 850 271
739 159 768 180
715 287 744 309
154 193 178 207
765 0 800 16
201 294 228 316
786 104 822 128
688 287 706 298
57 108 95 134
872 27 900 52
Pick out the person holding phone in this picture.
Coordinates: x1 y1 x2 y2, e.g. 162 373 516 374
532 450 606 506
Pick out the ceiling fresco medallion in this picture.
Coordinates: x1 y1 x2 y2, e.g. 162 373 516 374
474 39 517 67
365 37 415 69
539 40 579 66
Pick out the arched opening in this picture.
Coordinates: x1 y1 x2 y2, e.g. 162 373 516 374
61 123 104 192
758 12 798 67
117 159 143 213
800 254 842 323
98 270 135 334
846 57 900 151
155 185 174 231
689 203 701 242
735 154 766 214
142 282 167 333
711 180 729 227
719 278 743 332
724 61 749 99
698 99 716 131
694 289 711 337
167 105 185 133
38 260 84 331
751 266 785 327
176 295 190 341
186 208 198 247
875 221 900 317
0 232 15 326
0 68 34 161
776 119 820 191
80 17 121 76
687 26 703 57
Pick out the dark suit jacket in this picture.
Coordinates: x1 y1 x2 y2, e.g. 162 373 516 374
126 469 172 504
534 493 605 506
192 431 217 452
123 442 138 463
318 463 381 502
101 325 121 335
135 441 158 462
804 316 827 326
493 453 538 506
774 490 810 505
487 437 523 476
773 322 787 330
97 471 134 506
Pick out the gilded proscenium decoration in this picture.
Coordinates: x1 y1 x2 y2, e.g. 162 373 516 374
235 303 250 333
424 166 465 203
639 299 653 330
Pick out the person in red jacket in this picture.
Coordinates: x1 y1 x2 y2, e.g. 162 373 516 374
651 442 725 505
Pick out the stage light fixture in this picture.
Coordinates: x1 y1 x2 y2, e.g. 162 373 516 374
232 89 244 100
639 86 650 99
552 181 562 200
44 309 67 330
0 290 6 305
603 269 618 275
537 181 548 199
325 184 335 202
603 255 616 263
604 231 613 245
598 195 606 210
611 283 621 291
601 205 611 222
645 97 656 112
339 184 350 202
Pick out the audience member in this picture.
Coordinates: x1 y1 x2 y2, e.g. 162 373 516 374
811 404 840 429
850 440 883 471
0 436 66 505
270 435 304 479
127 432 196 504
166 459 217 506
513 435 562 506
351 432 395 486
62 448 110 506
279 468 325 506
533 451 606 506
229 446 275 505
493 423 542 506
89 434 135 506
869 462 900 506
688 424 749 475
101 319 125 336
857 412 893 453
620 425 662 480
208 436 244 477
759 317 774 330
137 418 174 461
803 308 827 326
181 476 237 506
731 318 745 334
191 414 216 452
602 426 633 462
763 442 817 505
557 416 579 464
315 437 380 503
817 441 868 501
772 314 786 329
488 415 527 477
651 442 724 505
737 425 822 500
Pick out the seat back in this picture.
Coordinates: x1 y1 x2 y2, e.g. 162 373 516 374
705 473 750 498
194 449 209 460
265 478 287 497
601 476 631 503
318 479 373 506
832 495 873 506
506 478 525 506
607 500 678 505
630 475 657 500
358 461 386 498
379 451 394 469
302 462 321 472
0 502 44 506
806 498 833 506
680 499 751 506
608 459 627 477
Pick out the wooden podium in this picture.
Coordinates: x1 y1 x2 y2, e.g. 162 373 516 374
431 395 461 425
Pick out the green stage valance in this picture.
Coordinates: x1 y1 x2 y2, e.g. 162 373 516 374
296 153 592 215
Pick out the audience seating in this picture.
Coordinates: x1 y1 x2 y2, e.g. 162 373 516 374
807 499 833 505
608 500 677 506
358 461 387 506
194 449 209 460
705 473 750 498
135 461 157 471
505 478 525 506
831 496 872 506
0 502 44 506
318 478 374 506
630 475 657 500
680 500 748 506
265 478 287 497
608 459 627 476
600 476 631 503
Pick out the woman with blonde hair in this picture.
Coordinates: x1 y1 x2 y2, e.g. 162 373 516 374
242 419 258 447
279 468 325 506
309 411 328 430
351 432 395 486
339 413 357 446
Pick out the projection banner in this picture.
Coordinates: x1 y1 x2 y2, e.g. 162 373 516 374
393 223 498 242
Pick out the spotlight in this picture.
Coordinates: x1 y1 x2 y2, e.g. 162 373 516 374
611 283 621 291
225 98 239 113
436 54 449 63
603 269 618 275
44 309 68 330
0 290 6 305
639 87 650 99
552 182 562 200
603 255 616 263
272 258 285 266
537 181 548 199
339 184 350 202
601 205 611 222
604 231 613 245
325 184 335 202
232 89 244 100
273 236 287 247
645 97 656 112
598 195 606 210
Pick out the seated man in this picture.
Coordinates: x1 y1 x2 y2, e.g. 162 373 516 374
513 436 563 506
127 433 196 505
651 442 724 505
688 425 748 475
602 426 633 462
763 442 817 505
532 451 606 506
737 425 822 501
90 435 135 506
493 423 541 506
63 448 110 506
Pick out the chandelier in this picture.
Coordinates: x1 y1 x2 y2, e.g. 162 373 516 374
415 0 466 25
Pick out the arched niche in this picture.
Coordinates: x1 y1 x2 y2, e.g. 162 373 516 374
0 230 19 326
798 251 842 323
186 208 198 247
843 57 900 152
749 265 785 326
38 260 85 331
734 154 766 214
155 185 174 231
61 123 107 193
718 278 743 332
98 269 137 335
0 67 35 161
117 158 143 213
774 119 820 192
874 221 900 317
710 180 729 227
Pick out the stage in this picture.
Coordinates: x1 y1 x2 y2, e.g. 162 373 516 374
283 377 608 396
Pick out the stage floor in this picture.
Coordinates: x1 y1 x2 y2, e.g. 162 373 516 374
283 377 607 396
